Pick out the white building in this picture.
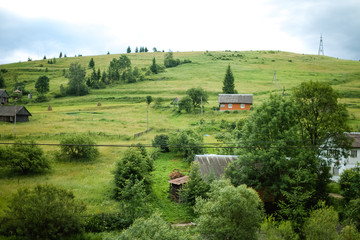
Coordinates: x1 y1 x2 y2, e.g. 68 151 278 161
331 132 360 182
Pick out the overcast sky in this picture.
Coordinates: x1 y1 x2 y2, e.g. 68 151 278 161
0 0 359 64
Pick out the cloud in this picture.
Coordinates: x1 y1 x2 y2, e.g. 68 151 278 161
0 9 122 64
267 0 360 59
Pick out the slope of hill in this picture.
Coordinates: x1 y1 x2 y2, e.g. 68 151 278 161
0 50 359 221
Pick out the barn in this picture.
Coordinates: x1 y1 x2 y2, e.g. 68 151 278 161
0 106 32 122
0 89 10 105
194 154 238 179
219 94 253 111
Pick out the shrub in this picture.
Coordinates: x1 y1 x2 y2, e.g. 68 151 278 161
117 213 183 240
0 140 50 174
169 129 204 163
303 204 339 240
195 179 264 240
152 134 170 152
0 184 86 240
113 147 152 199
59 134 99 161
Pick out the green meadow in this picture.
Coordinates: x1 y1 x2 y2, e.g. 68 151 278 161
0 50 359 222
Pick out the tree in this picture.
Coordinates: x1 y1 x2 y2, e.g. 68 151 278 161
153 47 157 52
226 95 310 202
0 140 50 174
35 75 50 95
150 57 158 74
127 46 131 53
146 95 153 131
88 57 95 69
59 134 99 161
303 204 339 240
186 87 208 110
59 51 62 58
67 62 89 96
180 162 210 206
222 65 236 94
113 147 152 199
339 165 360 202
0 73 5 88
169 129 204 162
195 179 264 240
0 184 86 240
178 96 193 113
259 216 299 240
135 46 138 53
293 80 351 201
164 50 180 68
152 134 170 152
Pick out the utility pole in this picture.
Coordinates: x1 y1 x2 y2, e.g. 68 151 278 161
273 70 279 94
14 101 17 137
318 34 324 55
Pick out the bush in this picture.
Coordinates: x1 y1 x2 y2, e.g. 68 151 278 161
113 147 152 199
0 140 50 174
59 135 99 161
195 179 264 240
118 213 183 240
169 129 204 163
0 184 86 240
303 204 339 240
152 134 170 152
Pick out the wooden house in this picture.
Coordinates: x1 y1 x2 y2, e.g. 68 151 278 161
0 89 9 105
0 106 32 123
218 94 253 111
194 154 238 179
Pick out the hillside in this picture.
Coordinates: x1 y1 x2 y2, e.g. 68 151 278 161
0 50 360 222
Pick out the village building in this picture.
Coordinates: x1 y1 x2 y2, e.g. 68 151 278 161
0 106 32 123
331 132 360 182
218 94 253 111
0 89 9 105
194 154 238 179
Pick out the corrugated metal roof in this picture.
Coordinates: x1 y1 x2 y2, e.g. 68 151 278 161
0 106 32 116
218 94 253 104
346 132 360 148
168 175 189 185
194 154 238 179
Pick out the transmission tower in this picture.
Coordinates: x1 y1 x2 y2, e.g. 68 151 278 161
318 34 324 55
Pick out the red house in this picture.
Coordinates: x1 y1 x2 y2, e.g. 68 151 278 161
219 94 253 111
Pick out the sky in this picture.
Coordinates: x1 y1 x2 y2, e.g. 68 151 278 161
0 0 359 64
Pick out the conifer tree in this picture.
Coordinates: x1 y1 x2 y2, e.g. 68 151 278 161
222 65 236 94
88 58 95 69
127 46 131 53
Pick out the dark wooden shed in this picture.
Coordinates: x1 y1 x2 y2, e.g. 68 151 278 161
0 89 10 105
168 175 189 202
0 106 32 123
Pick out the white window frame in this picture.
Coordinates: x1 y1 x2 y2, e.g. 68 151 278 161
351 149 357 158
220 104 225 108
241 104 245 109
228 104 232 109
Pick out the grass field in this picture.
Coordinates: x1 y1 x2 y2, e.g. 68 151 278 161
0 50 359 222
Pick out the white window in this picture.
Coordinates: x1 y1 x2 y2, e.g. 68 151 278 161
220 104 225 108
351 150 357 158
228 104 232 109
241 104 245 109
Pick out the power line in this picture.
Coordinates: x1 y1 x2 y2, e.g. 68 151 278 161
0 141 335 149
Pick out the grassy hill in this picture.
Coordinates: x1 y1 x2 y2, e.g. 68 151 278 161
0 50 360 222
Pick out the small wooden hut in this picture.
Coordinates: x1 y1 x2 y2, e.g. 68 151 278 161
0 106 32 122
168 175 189 202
